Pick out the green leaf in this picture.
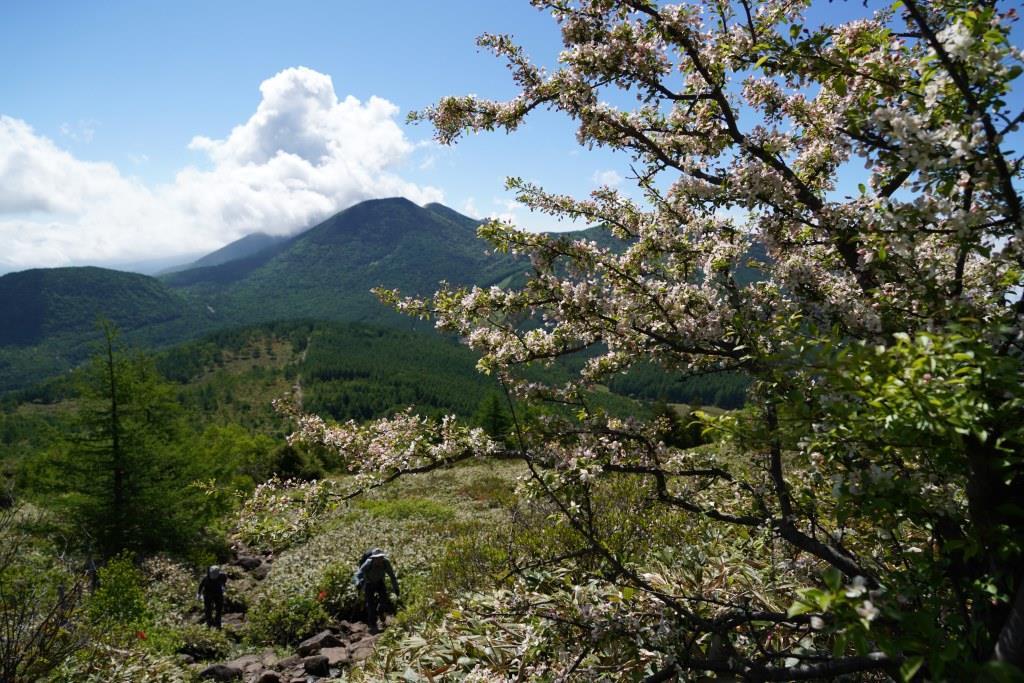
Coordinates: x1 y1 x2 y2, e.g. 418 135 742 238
900 656 925 682
755 55 770 69
823 568 842 591
787 599 815 617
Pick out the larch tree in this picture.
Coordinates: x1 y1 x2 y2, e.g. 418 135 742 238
284 0 1024 679
56 323 214 557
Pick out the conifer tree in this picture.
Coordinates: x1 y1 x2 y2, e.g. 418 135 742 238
58 323 211 557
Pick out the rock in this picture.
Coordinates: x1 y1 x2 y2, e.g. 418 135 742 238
225 654 262 672
297 629 342 655
349 644 374 662
255 672 282 683
251 564 270 580
303 655 331 677
178 654 195 665
320 646 349 666
198 664 243 680
236 556 262 571
260 650 279 669
222 612 246 628
276 654 301 669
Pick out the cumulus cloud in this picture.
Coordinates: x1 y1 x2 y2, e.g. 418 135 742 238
591 169 622 187
0 66 441 269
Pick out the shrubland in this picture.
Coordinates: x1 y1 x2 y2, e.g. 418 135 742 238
3 0 1023 680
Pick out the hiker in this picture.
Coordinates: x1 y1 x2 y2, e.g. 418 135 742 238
354 548 399 633
196 565 228 629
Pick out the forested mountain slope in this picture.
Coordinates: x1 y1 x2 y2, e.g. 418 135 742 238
162 197 525 325
0 267 211 390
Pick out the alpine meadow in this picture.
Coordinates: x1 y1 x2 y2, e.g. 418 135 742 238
1 1 1023 682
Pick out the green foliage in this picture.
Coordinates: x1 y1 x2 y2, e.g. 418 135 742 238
49 645 191 683
0 267 211 391
472 392 511 440
355 497 456 523
318 562 364 621
87 552 147 626
301 323 499 421
0 509 89 683
650 400 707 449
608 364 749 409
38 326 229 557
156 622 232 661
246 592 329 646
162 198 525 330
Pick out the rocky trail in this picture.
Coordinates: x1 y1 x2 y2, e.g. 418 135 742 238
191 544 384 683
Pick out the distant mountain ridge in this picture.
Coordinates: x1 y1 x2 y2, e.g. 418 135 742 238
160 197 524 325
0 199 526 390
161 233 288 274
0 267 211 390
0 267 196 348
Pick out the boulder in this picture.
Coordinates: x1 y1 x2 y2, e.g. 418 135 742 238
224 654 262 673
297 629 342 655
275 654 301 669
303 654 331 677
198 664 242 680
251 564 271 580
255 672 282 683
236 556 262 571
350 644 374 662
320 646 349 666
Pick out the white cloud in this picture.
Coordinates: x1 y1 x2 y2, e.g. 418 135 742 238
591 169 622 187
0 66 442 269
461 198 480 218
483 196 584 234
59 119 97 143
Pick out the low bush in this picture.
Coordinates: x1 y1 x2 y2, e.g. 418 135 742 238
246 592 329 646
168 622 232 661
87 553 147 626
317 562 363 621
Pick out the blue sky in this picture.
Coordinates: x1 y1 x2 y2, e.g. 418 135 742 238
1 1 626 271
2 1 1021 272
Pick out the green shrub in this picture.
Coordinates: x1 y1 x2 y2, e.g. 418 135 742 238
167 622 232 661
318 562 363 621
88 552 147 626
246 593 328 646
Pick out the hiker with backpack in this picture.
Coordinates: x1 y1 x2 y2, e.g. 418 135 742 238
196 565 228 629
354 548 399 633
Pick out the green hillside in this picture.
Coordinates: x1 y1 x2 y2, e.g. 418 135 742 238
0 267 211 391
163 197 525 325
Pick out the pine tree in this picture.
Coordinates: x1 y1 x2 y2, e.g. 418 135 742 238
58 323 210 557
472 392 510 441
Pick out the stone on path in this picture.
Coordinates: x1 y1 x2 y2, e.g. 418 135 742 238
297 629 343 655
303 654 331 677
224 653 262 673
198 663 243 680
320 646 350 666
236 556 262 570
255 672 282 683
